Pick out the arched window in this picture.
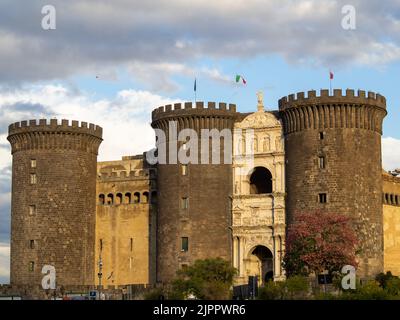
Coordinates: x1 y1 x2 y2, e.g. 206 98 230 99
143 192 149 204
133 192 140 204
151 191 157 204
107 194 114 205
396 195 399 206
249 167 273 194
116 193 123 205
391 194 395 205
98 194 105 205
385 193 389 204
125 193 131 204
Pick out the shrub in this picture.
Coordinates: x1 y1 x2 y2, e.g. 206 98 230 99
144 288 167 300
258 281 286 300
258 276 309 300
170 258 237 300
286 276 309 299
341 280 389 300
375 271 395 289
385 277 400 296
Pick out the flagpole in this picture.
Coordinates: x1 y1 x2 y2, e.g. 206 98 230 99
194 78 197 104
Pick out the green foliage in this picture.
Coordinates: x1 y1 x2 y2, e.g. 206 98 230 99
286 275 309 299
258 281 286 300
258 276 309 300
375 271 394 289
143 288 167 300
341 280 390 300
170 258 237 300
385 277 400 296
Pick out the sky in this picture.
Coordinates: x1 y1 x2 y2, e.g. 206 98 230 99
0 0 400 284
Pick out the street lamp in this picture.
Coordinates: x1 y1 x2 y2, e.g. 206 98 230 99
98 257 103 300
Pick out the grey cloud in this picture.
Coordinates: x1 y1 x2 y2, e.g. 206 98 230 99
0 101 54 134
0 1 400 87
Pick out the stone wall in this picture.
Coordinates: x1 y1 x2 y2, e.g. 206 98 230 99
95 157 157 286
151 102 240 282
279 89 387 278
383 171 400 275
7 119 102 286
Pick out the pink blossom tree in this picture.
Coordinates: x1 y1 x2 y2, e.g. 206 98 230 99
283 211 358 276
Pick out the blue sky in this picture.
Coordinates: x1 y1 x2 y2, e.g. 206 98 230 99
0 0 400 283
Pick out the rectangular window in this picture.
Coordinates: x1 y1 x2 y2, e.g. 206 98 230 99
30 240 35 249
181 237 189 252
30 159 37 168
181 264 188 269
318 156 326 169
30 174 37 185
319 193 327 203
182 164 188 176
100 239 103 252
29 261 35 272
319 132 325 140
29 205 36 215
181 197 188 209
130 238 133 252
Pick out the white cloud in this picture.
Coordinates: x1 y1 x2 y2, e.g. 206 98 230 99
1 0 400 85
382 136 400 171
0 84 177 163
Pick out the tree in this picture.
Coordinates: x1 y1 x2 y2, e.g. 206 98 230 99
171 258 237 300
283 211 358 277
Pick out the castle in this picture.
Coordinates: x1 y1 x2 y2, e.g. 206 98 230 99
6 88 400 290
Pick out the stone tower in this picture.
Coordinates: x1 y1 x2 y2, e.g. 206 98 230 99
7 119 102 286
279 89 387 277
151 102 239 282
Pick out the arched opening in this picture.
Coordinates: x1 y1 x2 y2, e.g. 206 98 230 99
116 193 123 205
107 194 114 205
143 192 149 204
125 193 131 204
249 167 273 194
133 192 140 204
385 193 389 204
98 194 105 205
151 191 157 204
248 245 273 285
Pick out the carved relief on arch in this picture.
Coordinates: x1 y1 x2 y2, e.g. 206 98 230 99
262 135 270 152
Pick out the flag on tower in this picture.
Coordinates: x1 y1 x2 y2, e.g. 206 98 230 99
235 74 247 85
194 78 197 92
330 71 334 80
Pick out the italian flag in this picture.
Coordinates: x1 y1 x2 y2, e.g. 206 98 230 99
235 74 247 85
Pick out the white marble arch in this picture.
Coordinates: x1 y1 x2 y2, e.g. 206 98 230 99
232 93 286 285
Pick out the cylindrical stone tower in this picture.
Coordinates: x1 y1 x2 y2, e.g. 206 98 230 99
279 89 387 277
151 102 239 282
7 119 102 286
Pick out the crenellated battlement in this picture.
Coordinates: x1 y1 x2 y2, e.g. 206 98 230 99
7 119 103 155
278 89 387 135
97 169 157 182
152 101 237 122
8 118 103 138
279 89 386 110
